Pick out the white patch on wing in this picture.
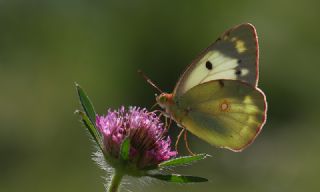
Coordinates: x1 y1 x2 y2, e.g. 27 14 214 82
235 40 247 53
231 37 247 53
212 57 238 70
182 50 240 93
241 68 249 76
203 70 237 82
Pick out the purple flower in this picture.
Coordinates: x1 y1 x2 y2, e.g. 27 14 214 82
96 106 177 169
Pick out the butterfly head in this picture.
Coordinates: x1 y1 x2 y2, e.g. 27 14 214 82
156 93 174 108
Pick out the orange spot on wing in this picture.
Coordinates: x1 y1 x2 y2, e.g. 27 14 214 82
219 100 231 112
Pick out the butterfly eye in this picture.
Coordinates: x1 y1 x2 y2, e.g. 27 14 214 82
157 95 167 104
162 97 167 102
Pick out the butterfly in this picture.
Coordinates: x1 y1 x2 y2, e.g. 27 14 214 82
142 23 267 153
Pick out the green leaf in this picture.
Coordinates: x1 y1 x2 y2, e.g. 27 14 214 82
75 83 97 127
159 153 209 168
147 174 208 183
120 137 130 161
75 110 103 151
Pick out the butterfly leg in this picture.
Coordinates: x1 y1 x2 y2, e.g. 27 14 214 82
161 116 170 138
151 109 170 118
184 131 195 156
152 109 172 130
165 117 172 132
175 128 185 153
150 109 163 115
150 102 158 110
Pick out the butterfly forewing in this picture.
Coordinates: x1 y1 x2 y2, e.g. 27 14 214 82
173 23 259 97
176 80 266 151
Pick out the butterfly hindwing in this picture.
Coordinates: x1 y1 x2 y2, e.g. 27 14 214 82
174 23 259 97
175 80 266 151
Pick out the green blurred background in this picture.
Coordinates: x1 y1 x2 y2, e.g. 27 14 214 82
1 0 319 191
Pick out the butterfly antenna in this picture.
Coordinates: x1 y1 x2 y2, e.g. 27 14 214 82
138 70 163 93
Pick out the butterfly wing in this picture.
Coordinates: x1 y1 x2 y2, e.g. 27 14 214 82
173 23 259 97
174 80 266 151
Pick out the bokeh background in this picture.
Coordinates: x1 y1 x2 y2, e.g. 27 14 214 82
1 0 319 191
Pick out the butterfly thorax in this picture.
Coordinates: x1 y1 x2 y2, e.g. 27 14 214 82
156 93 184 123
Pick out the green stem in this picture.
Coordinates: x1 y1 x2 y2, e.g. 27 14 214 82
108 169 123 192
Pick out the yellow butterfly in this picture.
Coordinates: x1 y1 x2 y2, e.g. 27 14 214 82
144 23 267 153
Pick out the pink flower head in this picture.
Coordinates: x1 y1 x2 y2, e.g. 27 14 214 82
96 106 177 169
